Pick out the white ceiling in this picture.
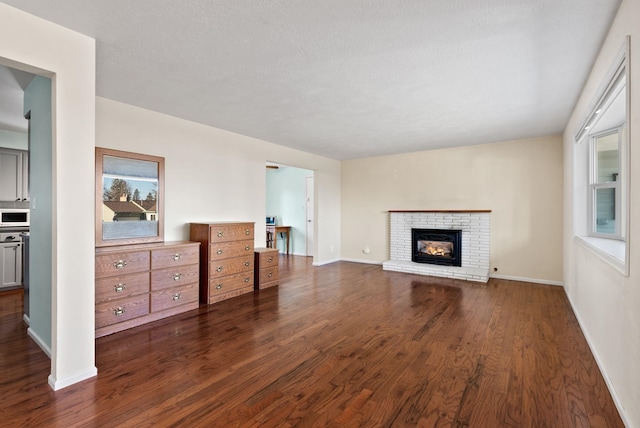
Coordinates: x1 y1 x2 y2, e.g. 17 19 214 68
1 0 621 159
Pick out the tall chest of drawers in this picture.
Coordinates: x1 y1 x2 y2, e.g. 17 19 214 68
190 222 255 304
95 241 200 338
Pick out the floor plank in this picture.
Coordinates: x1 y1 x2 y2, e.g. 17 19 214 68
0 257 624 427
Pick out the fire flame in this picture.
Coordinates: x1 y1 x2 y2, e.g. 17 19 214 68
419 240 453 257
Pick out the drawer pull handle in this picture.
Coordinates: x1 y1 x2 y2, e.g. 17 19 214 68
172 293 181 301
216 266 223 272
114 260 127 269
245 246 250 251
245 229 251 235
173 273 182 281
114 283 126 293
172 253 182 261
267 257 273 263
217 231 224 237
215 284 222 290
267 272 273 278
244 277 250 283
244 261 250 267
114 306 126 316
216 249 223 255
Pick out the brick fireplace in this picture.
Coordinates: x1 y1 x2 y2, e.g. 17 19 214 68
383 210 491 282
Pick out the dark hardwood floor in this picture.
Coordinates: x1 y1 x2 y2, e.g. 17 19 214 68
0 256 623 427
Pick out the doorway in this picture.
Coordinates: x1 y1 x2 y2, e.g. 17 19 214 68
266 163 315 257
0 63 53 356
305 175 314 257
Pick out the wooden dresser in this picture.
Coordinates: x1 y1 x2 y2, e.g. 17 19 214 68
95 241 200 338
254 248 279 290
190 222 255 304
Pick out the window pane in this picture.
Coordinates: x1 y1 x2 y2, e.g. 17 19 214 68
595 187 617 235
595 132 619 183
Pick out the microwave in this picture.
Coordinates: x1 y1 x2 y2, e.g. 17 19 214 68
0 208 30 227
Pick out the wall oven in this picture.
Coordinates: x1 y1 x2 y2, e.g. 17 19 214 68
0 208 30 228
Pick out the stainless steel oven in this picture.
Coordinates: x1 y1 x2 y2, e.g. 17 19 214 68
0 208 30 227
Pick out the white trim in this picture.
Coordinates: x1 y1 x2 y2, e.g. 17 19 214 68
564 292 631 428
23 313 30 326
340 258 383 265
48 367 97 391
312 258 340 266
489 274 563 287
27 327 51 358
337 260 564 285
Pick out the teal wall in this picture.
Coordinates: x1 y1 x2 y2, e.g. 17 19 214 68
23 75 52 352
266 166 312 255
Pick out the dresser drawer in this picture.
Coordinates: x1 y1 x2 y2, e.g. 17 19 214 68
96 272 149 303
151 264 200 291
208 272 253 300
209 223 254 243
151 244 199 270
96 250 150 278
209 256 253 278
258 266 279 284
151 283 198 312
256 249 279 267
209 240 254 261
95 294 150 328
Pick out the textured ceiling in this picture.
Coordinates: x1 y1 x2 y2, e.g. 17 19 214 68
1 0 621 159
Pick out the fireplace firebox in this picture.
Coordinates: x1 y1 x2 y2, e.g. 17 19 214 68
412 228 462 266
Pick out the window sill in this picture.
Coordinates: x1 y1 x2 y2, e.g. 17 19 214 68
574 235 628 276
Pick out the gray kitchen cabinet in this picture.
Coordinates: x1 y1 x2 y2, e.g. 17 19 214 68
1 240 22 288
0 149 28 202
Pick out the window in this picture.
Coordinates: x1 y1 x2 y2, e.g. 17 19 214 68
573 37 629 275
590 127 623 238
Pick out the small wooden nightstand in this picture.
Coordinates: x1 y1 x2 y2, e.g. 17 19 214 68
254 248 279 290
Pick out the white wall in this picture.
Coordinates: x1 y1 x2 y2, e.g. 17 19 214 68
341 136 564 284
96 97 341 264
0 3 97 389
563 0 639 425
266 165 313 255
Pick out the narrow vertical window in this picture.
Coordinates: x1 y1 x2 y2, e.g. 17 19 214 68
590 129 621 238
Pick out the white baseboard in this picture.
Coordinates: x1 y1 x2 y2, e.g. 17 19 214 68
27 327 51 358
335 262 562 286
48 366 98 391
565 292 631 428
490 273 563 286
312 258 340 266
340 258 383 265
23 313 30 326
